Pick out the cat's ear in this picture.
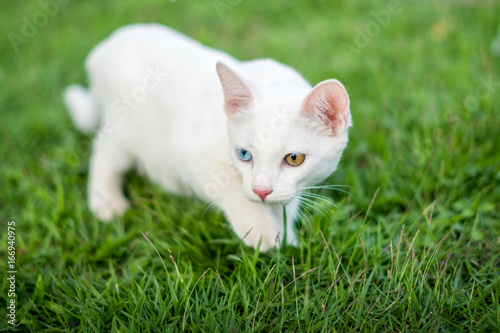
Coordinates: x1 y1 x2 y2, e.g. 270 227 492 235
216 62 254 115
301 79 351 136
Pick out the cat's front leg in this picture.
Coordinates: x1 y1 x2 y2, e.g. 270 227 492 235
213 184 298 251
223 201 283 251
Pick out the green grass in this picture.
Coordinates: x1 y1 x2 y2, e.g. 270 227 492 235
1 0 500 331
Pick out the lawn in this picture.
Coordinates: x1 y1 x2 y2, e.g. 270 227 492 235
1 0 499 331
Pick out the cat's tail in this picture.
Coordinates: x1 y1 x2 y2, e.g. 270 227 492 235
63 84 100 133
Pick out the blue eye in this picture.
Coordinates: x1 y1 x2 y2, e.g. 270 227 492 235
236 148 253 162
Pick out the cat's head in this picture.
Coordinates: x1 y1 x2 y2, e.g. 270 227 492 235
216 62 351 205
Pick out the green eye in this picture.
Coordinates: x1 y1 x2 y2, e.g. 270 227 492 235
284 153 305 166
236 148 253 162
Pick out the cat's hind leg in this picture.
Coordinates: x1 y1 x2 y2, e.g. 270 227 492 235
88 132 133 221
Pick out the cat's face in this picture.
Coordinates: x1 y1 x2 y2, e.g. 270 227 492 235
217 63 351 205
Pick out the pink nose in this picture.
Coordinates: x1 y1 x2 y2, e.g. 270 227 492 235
253 188 273 201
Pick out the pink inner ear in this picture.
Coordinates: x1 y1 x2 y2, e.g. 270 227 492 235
301 80 350 136
226 98 249 113
216 62 253 115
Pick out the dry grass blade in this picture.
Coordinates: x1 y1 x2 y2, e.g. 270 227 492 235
141 231 169 276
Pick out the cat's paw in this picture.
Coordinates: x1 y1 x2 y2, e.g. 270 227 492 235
243 227 283 252
89 194 130 222
286 230 298 247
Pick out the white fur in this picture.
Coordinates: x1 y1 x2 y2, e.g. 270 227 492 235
64 23 351 251
64 84 99 133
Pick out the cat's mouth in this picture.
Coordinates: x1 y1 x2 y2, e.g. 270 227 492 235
246 192 293 206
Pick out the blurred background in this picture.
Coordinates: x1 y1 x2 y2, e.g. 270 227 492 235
1 0 499 330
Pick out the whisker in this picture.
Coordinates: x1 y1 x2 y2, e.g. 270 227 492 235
298 185 353 198
301 185 352 189
300 192 337 208
295 197 318 214
298 196 331 219
294 200 311 225
202 201 220 218
291 197 309 224
301 192 333 202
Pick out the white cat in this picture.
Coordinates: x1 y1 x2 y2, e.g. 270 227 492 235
63 23 351 251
